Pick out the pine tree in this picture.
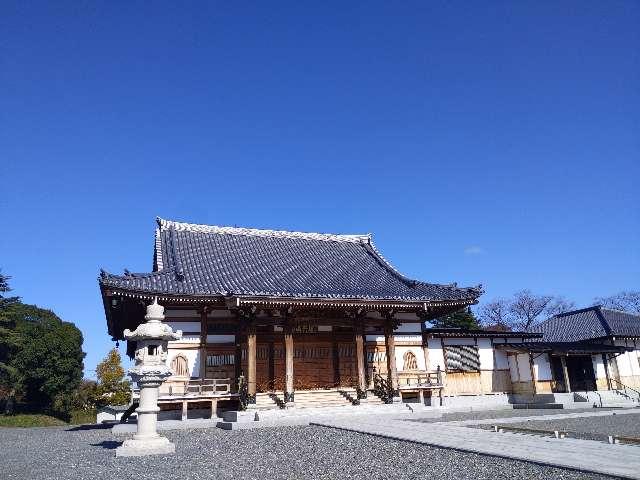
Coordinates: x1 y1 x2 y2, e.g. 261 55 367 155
431 307 481 330
95 349 131 406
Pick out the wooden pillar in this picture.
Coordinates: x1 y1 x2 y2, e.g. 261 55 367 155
284 327 294 403
384 320 398 394
602 353 612 390
355 330 366 396
268 341 275 392
560 355 571 393
181 400 188 421
200 309 207 380
528 353 537 396
210 399 218 419
332 338 340 387
247 325 257 402
420 321 431 372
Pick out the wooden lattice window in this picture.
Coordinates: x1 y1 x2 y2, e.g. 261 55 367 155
367 351 387 362
170 354 189 377
403 350 418 370
207 354 235 367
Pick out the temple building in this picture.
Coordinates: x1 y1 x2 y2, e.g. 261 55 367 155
99 219 640 418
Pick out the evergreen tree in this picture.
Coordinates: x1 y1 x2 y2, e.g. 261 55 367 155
0 271 20 412
95 348 131 406
431 307 480 330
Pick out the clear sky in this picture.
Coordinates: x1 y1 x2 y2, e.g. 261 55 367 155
2 1 638 378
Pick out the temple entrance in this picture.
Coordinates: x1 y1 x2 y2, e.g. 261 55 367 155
244 336 359 393
566 356 596 391
550 355 596 392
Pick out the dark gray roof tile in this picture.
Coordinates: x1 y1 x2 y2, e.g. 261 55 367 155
99 218 482 303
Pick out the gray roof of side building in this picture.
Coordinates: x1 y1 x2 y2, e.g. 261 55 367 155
99 218 482 304
531 306 640 342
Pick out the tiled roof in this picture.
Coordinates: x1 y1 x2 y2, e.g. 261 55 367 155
495 342 632 355
99 218 482 304
532 306 640 341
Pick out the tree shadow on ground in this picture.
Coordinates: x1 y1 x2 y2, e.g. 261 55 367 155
90 440 122 450
66 423 114 432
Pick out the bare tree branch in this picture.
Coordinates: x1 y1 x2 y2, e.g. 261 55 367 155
595 291 640 314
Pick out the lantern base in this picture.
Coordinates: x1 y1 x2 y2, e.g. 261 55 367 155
115 435 176 457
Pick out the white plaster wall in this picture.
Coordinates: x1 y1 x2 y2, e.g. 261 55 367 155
427 338 445 371
517 353 532 381
477 339 493 369
395 322 422 333
533 354 552 381
494 349 509 370
592 355 607 380
394 334 422 343
395 345 426 371
508 355 519 382
169 335 200 344
206 334 235 344
167 348 200 378
166 321 201 333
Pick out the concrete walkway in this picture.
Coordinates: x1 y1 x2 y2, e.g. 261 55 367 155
312 413 640 479
442 407 640 426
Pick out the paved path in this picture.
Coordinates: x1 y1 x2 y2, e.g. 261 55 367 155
441 408 640 426
312 414 640 479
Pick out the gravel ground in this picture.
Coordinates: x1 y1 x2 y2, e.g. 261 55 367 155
410 407 611 424
0 423 616 480
491 410 640 441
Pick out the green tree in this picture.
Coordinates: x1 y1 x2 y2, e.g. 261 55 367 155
0 271 20 412
9 304 85 413
95 348 131 406
431 307 481 330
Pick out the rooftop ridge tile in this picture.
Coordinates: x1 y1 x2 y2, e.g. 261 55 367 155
157 217 371 244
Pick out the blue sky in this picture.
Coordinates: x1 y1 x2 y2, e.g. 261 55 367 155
2 1 638 377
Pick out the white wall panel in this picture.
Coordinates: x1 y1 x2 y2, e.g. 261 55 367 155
494 349 509 370
427 338 445 371
166 321 201 333
517 353 532 381
477 339 494 369
167 348 200 378
534 354 552 381
395 323 422 333
395 345 426 371
592 355 607 380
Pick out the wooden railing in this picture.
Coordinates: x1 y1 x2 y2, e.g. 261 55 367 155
398 367 443 388
166 378 231 397
611 379 640 402
373 373 394 404
238 374 249 411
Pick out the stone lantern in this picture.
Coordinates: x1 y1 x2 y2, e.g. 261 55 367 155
116 297 182 457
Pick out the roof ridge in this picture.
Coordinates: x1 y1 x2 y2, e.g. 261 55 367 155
156 217 371 244
600 307 640 317
554 305 600 318
593 306 613 336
